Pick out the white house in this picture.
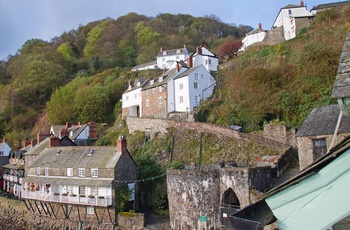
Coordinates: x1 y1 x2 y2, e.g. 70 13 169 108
0 139 11 161
121 79 149 117
272 1 314 40
173 65 216 113
156 44 189 69
239 23 267 52
189 46 219 72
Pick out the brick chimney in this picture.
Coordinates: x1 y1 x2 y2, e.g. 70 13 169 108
59 128 69 138
175 62 180 72
23 139 31 147
128 80 134 90
160 47 163 52
78 121 82 126
49 136 60 147
31 138 37 147
196 46 202 55
184 43 187 49
66 122 72 129
258 23 262 31
300 0 304 6
88 122 97 139
187 56 193 68
116 136 127 156
37 132 52 143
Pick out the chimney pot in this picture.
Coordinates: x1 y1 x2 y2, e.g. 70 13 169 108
258 23 262 31
160 47 163 52
300 0 304 6
88 122 97 139
196 46 202 55
59 128 69 138
66 122 72 129
187 56 193 68
116 136 127 155
176 63 180 72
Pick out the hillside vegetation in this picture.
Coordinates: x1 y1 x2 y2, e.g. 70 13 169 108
197 4 350 131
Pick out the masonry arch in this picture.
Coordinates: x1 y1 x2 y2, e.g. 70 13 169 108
221 187 240 209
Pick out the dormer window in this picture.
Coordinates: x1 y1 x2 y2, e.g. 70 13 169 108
176 49 181 54
150 80 154 85
136 82 141 87
91 168 98 177
78 168 85 177
163 51 167 55
159 77 163 82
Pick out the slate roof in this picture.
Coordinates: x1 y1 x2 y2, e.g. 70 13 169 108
311 1 348 11
295 104 350 137
51 124 88 140
332 32 350 98
123 78 149 94
281 4 302 9
27 146 121 169
142 67 188 90
156 48 188 58
23 138 50 156
174 65 201 80
246 28 266 35
131 60 157 71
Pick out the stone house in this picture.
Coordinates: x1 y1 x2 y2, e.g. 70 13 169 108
272 1 314 40
21 136 137 229
50 121 98 146
296 104 350 170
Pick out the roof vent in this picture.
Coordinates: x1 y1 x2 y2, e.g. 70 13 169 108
56 149 62 155
88 149 94 156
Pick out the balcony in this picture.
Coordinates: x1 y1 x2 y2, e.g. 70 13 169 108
22 191 112 207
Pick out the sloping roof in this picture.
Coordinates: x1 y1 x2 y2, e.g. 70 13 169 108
23 138 50 156
70 124 88 140
332 32 350 98
27 146 121 169
3 163 24 170
156 48 187 58
142 66 188 90
131 60 157 71
23 176 113 187
282 4 302 9
174 65 202 80
123 78 149 94
246 28 267 36
311 1 348 11
295 104 350 137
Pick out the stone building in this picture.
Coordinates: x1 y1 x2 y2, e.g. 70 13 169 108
21 136 137 229
167 166 274 229
296 104 350 170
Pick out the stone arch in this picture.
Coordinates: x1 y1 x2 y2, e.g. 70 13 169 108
221 187 240 209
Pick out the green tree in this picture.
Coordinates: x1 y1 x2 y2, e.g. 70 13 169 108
135 21 160 46
83 20 111 57
57 42 74 60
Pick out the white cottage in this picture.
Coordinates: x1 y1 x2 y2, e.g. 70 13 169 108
239 23 267 52
189 46 219 72
272 1 314 40
156 44 189 69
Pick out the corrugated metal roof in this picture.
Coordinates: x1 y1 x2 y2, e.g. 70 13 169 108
295 104 350 137
23 176 113 187
332 33 350 98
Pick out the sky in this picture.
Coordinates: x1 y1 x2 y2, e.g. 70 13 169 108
0 0 345 60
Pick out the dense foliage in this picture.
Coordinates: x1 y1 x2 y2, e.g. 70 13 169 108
0 13 250 147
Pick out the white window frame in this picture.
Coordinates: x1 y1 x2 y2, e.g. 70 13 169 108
179 83 183 90
194 82 199 89
159 86 163 92
179 96 184 103
91 168 98 177
125 96 129 101
145 90 149 96
67 168 73 177
158 97 163 104
195 73 199 80
79 186 86 195
44 167 49 176
36 167 40 176
146 99 150 107
87 206 94 215
152 88 156 94
78 168 85 177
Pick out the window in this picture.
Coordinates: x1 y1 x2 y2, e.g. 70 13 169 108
195 96 199 104
125 96 129 101
313 138 327 159
79 186 86 195
36 167 40 176
159 77 163 82
87 206 94 215
205 60 208 64
0 151 3 156
67 168 73 177
91 187 98 196
158 97 163 104
146 99 150 107
194 82 199 89
44 168 49 176
150 80 154 85
179 96 184 103
179 83 183 90
209 59 211 65
176 55 179 59
288 9 292 15
78 168 85 177
145 90 149 96
91 168 98 177
159 86 163 92
201 74 204 79
195 73 199 80
152 88 156 94
134 93 137 99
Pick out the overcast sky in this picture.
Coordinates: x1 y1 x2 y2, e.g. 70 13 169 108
0 0 344 60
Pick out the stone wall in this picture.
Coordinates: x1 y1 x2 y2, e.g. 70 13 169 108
167 167 275 229
262 27 285 46
118 213 145 230
297 133 350 170
263 123 287 145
